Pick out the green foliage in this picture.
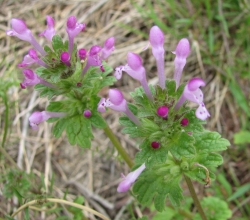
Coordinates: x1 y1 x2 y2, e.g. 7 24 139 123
121 80 230 210
31 35 115 148
194 197 232 220
233 130 250 144
2 170 32 201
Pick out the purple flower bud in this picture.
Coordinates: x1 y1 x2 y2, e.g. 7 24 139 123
117 163 146 193
83 110 92 118
157 106 169 118
175 78 210 120
181 118 189 126
173 38 190 89
60 52 71 66
66 16 86 55
151 141 160 149
6 18 46 56
78 48 87 60
29 111 66 130
149 26 166 89
101 37 115 60
39 16 56 41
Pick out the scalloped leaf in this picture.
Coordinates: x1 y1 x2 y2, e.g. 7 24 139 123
193 131 230 153
133 166 183 211
65 115 93 148
168 131 196 159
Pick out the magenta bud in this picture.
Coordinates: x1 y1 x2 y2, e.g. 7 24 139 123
78 48 87 60
60 52 71 66
157 106 169 118
76 82 82 87
181 118 189 126
83 110 92 118
151 141 160 149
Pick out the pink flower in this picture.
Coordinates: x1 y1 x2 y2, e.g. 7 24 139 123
117 163 146 192
66 16 86 55
6 18 46 56
98 89 140 125
173 38 190 89
29 111 66 130
149 26 165 89
175 78 210 120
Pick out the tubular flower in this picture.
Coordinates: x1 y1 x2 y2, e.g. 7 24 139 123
173 38 190 89
39 15 56 41
66 16 86 55
175 78 210 120
29 111 66 130
6 18 46 56
149 26 165 89
117 163 146 193
18 54 35 68
114 52 153 100
98 89 140 125
20 69 54 89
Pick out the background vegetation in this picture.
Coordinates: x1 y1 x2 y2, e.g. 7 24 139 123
0 0 249 219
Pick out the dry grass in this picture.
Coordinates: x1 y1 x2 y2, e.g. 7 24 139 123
0 0 248 219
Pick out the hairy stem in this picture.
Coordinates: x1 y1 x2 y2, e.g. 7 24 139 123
184 175 207 220
11 198 109 220
103 125 134 168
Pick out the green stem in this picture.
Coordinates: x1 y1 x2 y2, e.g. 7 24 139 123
103 125 134 168
184 175 207 220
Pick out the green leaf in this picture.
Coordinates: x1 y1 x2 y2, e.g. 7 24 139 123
168 132 196 159
197 153 223 167
53 118 68 138
52 35 66 52
194 197 232 220
193 131 230 153
133 166 183 211
233 130 250 144
65 115 93 148
135 140 169 168
90 113 106 128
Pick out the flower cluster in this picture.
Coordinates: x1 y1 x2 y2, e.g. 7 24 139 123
7 16 115 130
96 26 210 192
